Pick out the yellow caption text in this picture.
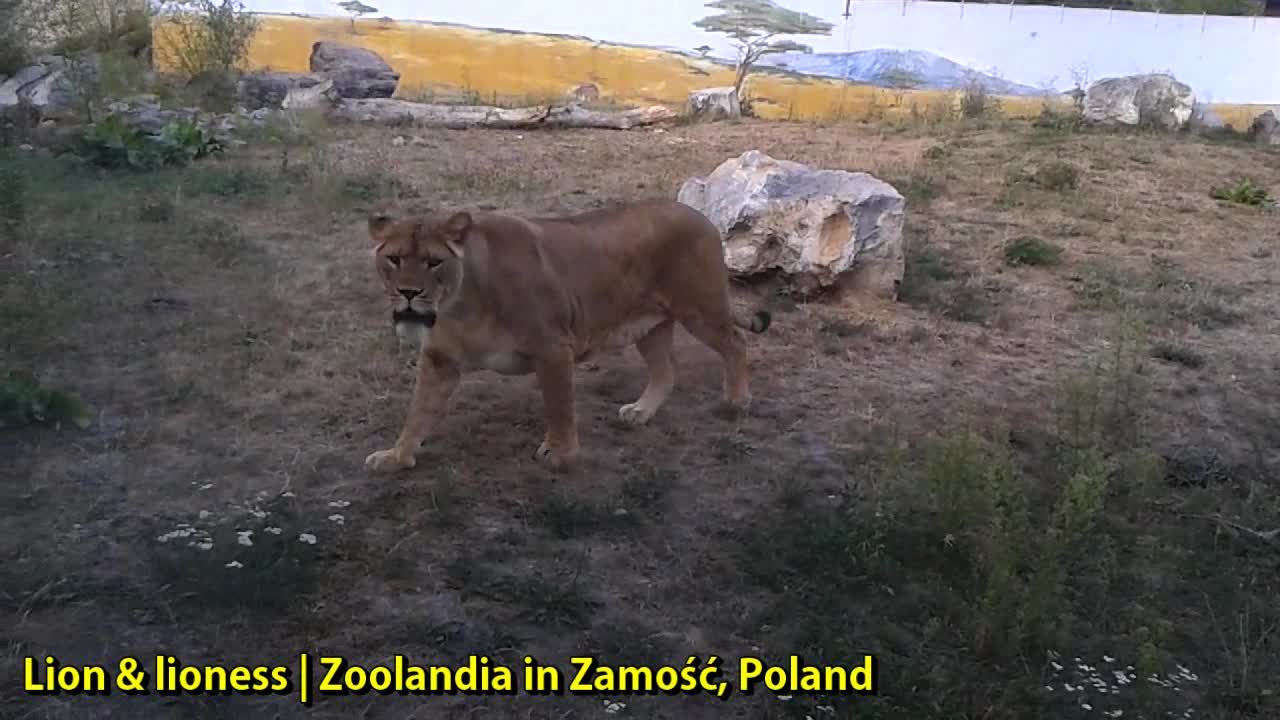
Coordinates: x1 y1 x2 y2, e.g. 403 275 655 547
23 654 877 701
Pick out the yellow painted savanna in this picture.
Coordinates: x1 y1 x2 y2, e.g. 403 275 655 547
155 13 1265 127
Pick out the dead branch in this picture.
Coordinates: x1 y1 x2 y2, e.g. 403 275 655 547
326 98 678 130
1179 513 1279 544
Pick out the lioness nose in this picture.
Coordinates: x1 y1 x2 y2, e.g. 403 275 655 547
398 288 421 301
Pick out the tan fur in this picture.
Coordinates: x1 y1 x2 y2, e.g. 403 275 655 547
362 199 772 472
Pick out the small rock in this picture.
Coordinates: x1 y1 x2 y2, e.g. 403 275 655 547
281 78 338 110
687 86 741 122
1248 110 1279 146
392 135 406 146
237 71 327 109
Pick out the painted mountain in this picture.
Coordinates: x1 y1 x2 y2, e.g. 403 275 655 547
756 48 1045 96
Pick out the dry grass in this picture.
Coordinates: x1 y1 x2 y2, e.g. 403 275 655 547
2 115 1278 720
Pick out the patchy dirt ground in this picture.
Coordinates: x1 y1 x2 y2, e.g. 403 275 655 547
2 116 1278 720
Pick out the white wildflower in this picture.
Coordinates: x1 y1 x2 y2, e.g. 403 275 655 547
1081 703 1092 711
777 695 793 701
199 483 214 491
602 700 625 714
328 500 350 509
249 507 268 519
225 560 243 568
157 528 196 543
198 510 212 520
237 530 253 547
298 533 317 544
194 541 213 551
264 526 283 535
281 491 296 498
328 514 345 525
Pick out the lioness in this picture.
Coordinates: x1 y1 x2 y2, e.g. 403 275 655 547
363 199 772 472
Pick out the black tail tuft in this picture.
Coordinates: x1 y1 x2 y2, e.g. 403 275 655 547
751 310 772 333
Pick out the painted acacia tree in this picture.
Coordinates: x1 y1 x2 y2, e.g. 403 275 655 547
693 0 834 100
337 0 377 31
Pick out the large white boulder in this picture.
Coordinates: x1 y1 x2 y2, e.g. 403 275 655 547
1082 73 1194 130
678 150 906 299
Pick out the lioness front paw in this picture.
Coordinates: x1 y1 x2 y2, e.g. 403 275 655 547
364 447 416 473
534 438 577 470
618 402 656 426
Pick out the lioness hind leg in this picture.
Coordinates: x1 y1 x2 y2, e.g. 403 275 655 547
678 313 751 410
619 318 675 426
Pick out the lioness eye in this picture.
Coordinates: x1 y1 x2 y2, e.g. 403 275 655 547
387 256 400 267
427 257 442 269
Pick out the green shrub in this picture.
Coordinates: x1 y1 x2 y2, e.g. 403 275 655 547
1150 342 1205 369
79 114 223 170
1210 178 1270 206
157 0 260 79
959 78 997 119
1032 104 1084 132
0 158 26 227
0 370 91 430
50 1 153 56
1034 161 1080 191
1003 236 1063 267
0 0 32 75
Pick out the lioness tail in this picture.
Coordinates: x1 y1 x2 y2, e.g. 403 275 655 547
735 309 772 334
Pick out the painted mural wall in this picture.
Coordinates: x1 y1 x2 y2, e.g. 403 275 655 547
194 0 1279 125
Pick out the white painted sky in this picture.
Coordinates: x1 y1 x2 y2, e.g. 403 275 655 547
241 0 1280 103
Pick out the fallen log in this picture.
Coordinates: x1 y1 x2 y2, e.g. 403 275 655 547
326 98 678 130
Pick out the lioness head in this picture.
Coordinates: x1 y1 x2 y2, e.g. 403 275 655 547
367 208 471 340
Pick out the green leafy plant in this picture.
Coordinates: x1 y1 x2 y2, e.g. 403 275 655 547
0 370 91 430
1003 236 1063 267
1210 178 1270 206
79 114 223 170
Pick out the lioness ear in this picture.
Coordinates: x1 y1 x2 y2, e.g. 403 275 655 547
444 211 471 258
367 208 396 242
